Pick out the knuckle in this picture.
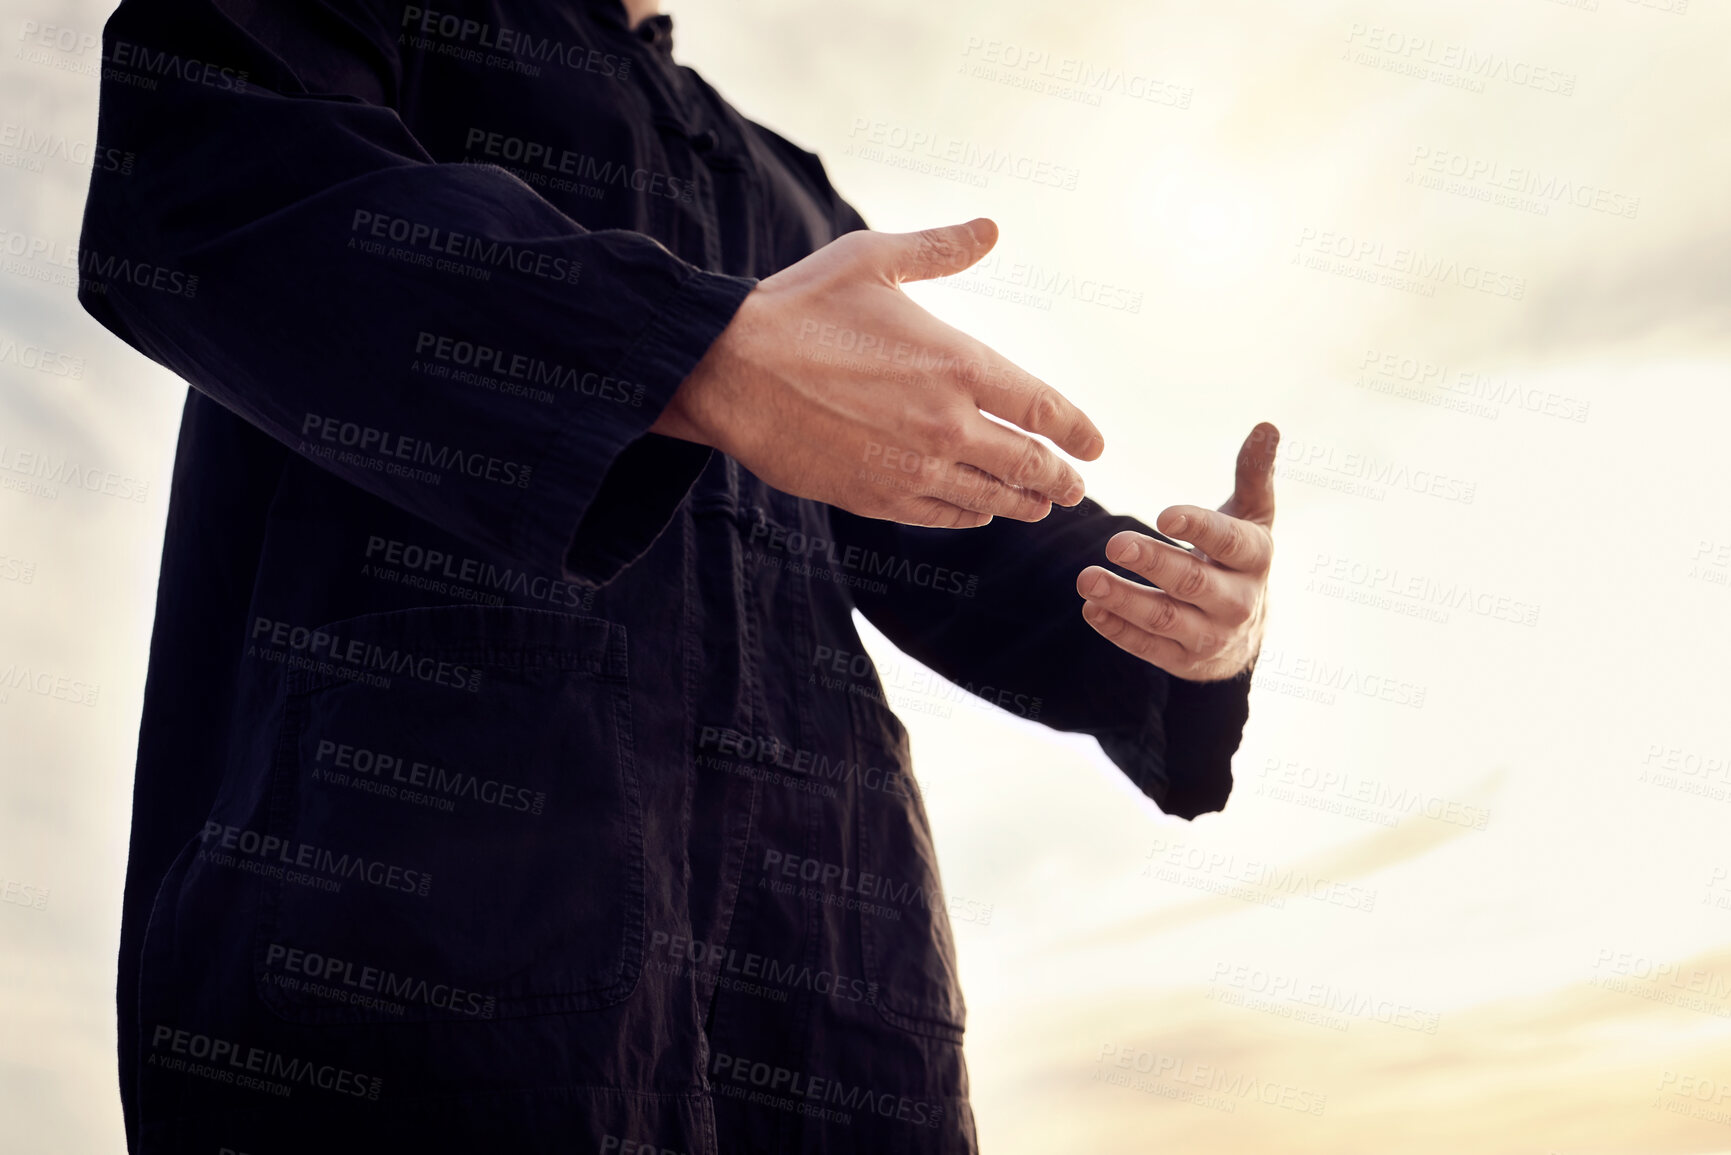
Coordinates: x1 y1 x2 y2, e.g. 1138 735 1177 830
1145 597 1178 633
1024 387 1062 433
944 352 983 390
963 469 1003 506
918 409 969 449
915 228 962 268
1215 518 1245 561
1010 437 1047 489
1174 560 1209 601
828 231 867 263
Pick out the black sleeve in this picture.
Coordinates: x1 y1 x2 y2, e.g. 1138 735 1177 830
772 131 1251 818
829 503 1252 820
77 0 756 586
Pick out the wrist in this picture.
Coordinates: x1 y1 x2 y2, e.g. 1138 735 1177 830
653 286 765 452
646 380 708 445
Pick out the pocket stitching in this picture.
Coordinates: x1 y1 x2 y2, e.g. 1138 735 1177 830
849 693 966 1042
253 606 647 1024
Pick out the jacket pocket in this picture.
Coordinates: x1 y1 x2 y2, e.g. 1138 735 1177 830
848 690 967 1042
252 604 644 1023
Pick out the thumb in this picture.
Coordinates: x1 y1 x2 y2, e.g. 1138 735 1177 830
882 217 998 284
1221 421 1279 525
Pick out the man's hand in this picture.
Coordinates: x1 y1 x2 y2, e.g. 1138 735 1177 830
1076 423 1279 682
650 219 1104 528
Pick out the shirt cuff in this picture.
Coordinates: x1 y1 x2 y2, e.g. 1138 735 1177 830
1098 664 1252 820
1160 666 1253 819
541 266 757 587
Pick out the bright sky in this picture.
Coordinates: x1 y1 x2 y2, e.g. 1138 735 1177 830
4 0 1731 1152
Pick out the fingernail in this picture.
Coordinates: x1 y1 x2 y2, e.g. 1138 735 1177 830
1084 571 1108 598
1113 537 1141 565
1167 514 1189 535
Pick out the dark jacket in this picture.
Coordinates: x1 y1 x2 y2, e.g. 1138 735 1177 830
77 0 1251 1150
